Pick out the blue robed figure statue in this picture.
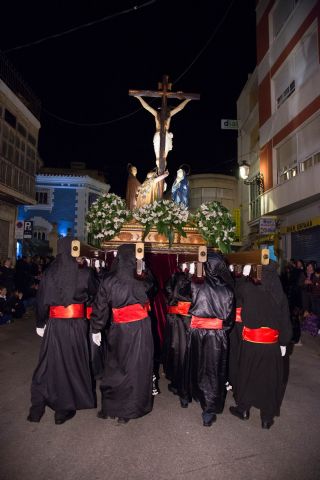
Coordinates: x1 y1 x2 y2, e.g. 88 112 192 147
171 168 190 208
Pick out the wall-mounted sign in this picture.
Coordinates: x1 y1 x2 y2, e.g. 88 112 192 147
282 217 320 234
15 221 24 239
221 119 238 130
259 217 276 234
23 220 33 239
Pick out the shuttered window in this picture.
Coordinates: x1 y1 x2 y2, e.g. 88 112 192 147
0 219 10 260
291 226 320 265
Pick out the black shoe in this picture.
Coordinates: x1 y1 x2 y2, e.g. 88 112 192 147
97 410 115 419
179 398 189 408
261 419 274 429
27 413 43 423
168 383 178 395
229 406 250 420
54 410 76 425
117 417 130 424
203 414 217 427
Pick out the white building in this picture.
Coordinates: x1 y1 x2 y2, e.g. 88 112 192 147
0 52 41 260
238 0 320 263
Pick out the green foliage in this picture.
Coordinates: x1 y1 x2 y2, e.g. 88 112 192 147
191 201 236 253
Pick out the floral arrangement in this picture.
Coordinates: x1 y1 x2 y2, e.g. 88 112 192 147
191 201 236 253
86 193 132 241
133 199 189 246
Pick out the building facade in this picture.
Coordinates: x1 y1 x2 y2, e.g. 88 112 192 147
188 173 241 242
0 52 41 260
238 0 320 263
237 69 260 245
18 165 110 251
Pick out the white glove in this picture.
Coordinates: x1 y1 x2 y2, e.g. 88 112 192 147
189 262 195 275
229 264 234 272
243 264 251 277
280 345 286 357
92 332 101 346
36 326 46 337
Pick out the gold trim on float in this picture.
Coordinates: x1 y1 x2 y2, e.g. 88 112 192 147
101 220 207 254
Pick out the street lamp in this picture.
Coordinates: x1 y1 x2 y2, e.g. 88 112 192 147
239 161 250 180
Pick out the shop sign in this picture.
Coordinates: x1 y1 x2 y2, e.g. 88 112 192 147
259 217 276 234
284 217 320 234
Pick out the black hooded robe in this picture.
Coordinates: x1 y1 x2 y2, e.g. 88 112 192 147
163 271 192 398
29 238 97 417
234 263 292 421
90 244 154 420
185 256 235 417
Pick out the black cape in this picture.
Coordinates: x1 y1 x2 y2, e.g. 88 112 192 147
90 244 154 419
185 255 235 414
163 271 192 397
234 262 292 419
30 253 97 414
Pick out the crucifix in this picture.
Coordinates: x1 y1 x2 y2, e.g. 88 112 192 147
129 75 200 176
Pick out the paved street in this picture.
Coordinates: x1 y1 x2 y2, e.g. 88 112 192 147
1 312 319 480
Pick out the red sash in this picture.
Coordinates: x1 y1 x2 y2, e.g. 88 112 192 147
242 326 279 344
86 306 93 320
236 307 242 323
112 303 148 323
191 315 223 329
167 301 191 316
167 305 180 314
144 302 151 312
49 304 84 319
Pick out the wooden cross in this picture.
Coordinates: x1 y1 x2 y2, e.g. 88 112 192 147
129 75 200 175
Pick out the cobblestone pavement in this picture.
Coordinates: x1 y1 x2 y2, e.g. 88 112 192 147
0 311 319 480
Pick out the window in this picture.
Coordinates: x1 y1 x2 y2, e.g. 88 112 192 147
273 26 318 110
249 181 261 220
36 190 49 204
314 152 320 165
272 0 299 39
4 109 16 128
277 80 295 108
300 157 312 172
17 123 26 137
277 135 297 183
88 192 99 208
297 115 320 161
33 230 47 241
190 187 233 210
28 133 36 146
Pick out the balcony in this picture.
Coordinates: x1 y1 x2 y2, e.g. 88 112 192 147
260 162 320 216
0 155 36 205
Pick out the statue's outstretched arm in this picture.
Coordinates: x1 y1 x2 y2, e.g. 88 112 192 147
135 96 157 117
154 171 169 183
170 99 191 117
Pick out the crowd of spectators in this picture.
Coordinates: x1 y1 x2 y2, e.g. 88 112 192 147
0 255 54 325
281 258 320 341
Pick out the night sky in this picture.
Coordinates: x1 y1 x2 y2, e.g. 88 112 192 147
1 0 257 196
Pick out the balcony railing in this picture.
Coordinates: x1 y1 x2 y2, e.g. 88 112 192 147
0 155 35 201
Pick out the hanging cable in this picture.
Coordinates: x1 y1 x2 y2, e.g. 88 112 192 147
4 1 157 53
40 0 236 127
172 0 235 86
